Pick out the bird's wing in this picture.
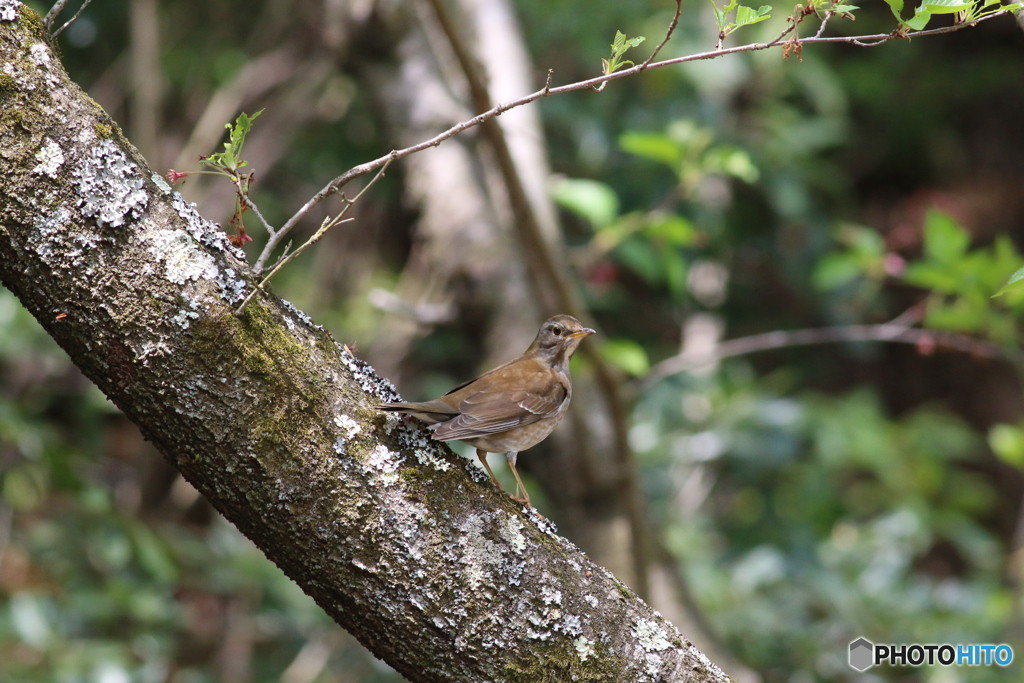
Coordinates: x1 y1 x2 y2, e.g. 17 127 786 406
440 354 521 398
432 381 567 441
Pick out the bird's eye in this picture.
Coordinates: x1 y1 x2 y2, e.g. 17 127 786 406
552 326 563 336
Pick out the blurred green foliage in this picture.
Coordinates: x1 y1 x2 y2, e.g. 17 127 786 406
0 288 400 682
636 374 1012 679
544 2 1024 680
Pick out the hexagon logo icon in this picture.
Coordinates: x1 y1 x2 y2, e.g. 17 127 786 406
849 637 874 671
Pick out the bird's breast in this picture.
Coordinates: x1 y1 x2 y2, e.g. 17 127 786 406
466 413 566 454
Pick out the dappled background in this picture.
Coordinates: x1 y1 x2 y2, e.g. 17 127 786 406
4 0 1024 681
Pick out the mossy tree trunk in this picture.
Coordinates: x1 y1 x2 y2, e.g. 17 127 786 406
0 6 729 682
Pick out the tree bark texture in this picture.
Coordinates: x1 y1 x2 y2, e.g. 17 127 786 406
0 6 729 682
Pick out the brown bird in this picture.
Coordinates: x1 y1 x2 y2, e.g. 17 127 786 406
377 314 595 509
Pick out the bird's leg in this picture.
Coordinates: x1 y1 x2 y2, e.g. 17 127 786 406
476 449 505 493
505 451 532 509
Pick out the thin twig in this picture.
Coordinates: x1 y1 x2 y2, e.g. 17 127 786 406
635 321 1016 394
234 176 276 236
814 4 838 39
236 158 392 315
640 0 684 69
43 0 72 31
266 240 293 274
249 7 1015 276
51 0 94 39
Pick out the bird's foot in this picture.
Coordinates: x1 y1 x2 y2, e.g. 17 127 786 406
509 491 540 513
511 494 547 521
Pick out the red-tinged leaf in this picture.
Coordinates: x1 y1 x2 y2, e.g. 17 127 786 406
916 335 936 356
229 226 253 246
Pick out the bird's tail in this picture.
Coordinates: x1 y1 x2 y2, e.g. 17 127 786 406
376 401 454 425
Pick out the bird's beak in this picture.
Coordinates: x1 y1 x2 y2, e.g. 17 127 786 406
568 328 596 339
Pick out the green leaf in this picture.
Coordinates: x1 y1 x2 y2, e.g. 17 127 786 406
202 109 264 172
848 224 886 257
902 262 961 294
603 31 646 75
645 214 696 246
906 6 933 29
814 224 886 290
128 522 179 584
989 424 1024 469
994 265 1024 297
921 0 974 13
923 298 987 333
550 178 620 228
601 338 650 376
813 253 864 290
620 131 682 168
2 464 45 511
661 250 689 300
616 237 663 285
921 209 970 264
622 35 646 50
703 146 760 183
735 4 772 27
889 0 972 29
710 0 739 29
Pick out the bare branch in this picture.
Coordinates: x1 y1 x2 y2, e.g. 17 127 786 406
640 0 683 69
49 0 94 38
43 0 72 31
233 176 276 236
236 158 393 314
635 319 1017 395
814 0 843 40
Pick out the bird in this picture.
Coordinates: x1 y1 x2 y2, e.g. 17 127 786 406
377 314 596 509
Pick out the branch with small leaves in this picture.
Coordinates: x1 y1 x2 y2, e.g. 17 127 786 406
814 0 860 39
165 110 391 314
712 0 774 50
257 4 1015 277
594 31 646 92
165 0 1018 310
168 110 265 247
884 0 1007 31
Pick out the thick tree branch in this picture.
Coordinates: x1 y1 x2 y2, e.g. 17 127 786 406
0 7 728 682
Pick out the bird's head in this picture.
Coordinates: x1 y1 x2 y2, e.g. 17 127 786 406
528 314 596 367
